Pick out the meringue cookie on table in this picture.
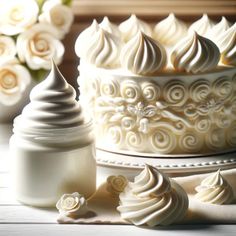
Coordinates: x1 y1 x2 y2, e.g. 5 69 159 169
153 13 188 46
120 31 166 75
119 14 152 42
188 14 215 37
117 164 189 226
171 32 220 73
195 169 234 204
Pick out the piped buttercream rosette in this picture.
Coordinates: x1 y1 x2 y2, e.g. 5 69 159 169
171 32 220 73
153 13 188 46
120 31 167 75
119 14 152 42
117 165 188 226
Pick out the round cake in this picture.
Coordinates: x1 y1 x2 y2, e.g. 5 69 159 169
75 14 236 156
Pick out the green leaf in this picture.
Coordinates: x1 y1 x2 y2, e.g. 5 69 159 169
36 0 46 9
29 68 49 82
62 0 73 6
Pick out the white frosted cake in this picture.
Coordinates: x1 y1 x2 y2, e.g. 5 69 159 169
75 14 236 155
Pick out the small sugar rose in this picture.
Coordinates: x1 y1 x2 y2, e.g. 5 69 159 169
0 58 31 106
16 23 64 70
56 192 88 218
107 175 128 196
0 0 39 36
0 36 16 62
39 0 74 39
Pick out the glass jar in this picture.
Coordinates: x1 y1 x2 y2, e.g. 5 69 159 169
9 118 96 207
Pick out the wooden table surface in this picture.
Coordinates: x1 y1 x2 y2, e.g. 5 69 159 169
1 124 236 236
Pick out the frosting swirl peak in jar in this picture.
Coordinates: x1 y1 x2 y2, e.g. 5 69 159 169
19 60 84 129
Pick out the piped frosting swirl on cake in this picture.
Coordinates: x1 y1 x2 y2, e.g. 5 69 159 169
206 17 231 41
214 23 236 66
17 61 84 130
79 26 122 68
120 32 167 75
153 13 188 46
195 169 234 204
117 165 188 226
119 14 152 42
75 19 100 58
171 32 220 73
188 14 215 36
100 16 121 38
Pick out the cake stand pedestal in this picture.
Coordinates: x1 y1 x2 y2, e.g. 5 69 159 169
96 148 236 180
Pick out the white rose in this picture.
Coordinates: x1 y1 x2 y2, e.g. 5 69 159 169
0 36 16 62
106 175 128 196
0 0 39 36
16 23 65 70
39 0 74 39
56 192 88 218
0 58 31 106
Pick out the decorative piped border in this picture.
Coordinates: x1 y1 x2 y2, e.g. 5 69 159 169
96 149 236 173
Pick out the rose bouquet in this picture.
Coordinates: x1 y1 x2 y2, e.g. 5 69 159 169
0 0 73 121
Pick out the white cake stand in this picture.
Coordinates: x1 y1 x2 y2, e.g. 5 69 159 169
96 147 236 178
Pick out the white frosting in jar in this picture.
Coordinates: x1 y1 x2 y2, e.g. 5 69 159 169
99 16 121 38
16 60 84 130
153 13 188 46
171 32 220 73
119 14 152 42
214 23 236 66
117 165 188 226
120 31 166 75
188 14 215 36
206 17 231 41
195 169 234 204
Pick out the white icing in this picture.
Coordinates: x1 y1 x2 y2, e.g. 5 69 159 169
150 128 177 154
75 20 99 58
215 23 236 66
179 131 204 153
119 14 152 42
17 61 84 131
188 14 215 36
79 62 236 154
117 165 188 226
153 13 188 46
171 32 220 73
120 32 166 75
85 28 122 68
99 16 121 38
126 131 145 152
206 17 231 41
195 169 234 204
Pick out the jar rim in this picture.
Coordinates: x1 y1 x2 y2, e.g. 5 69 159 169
13 115 94 139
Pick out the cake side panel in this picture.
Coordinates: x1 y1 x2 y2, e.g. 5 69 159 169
78 63 236 155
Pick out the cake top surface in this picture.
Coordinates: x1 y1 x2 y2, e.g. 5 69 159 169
75 14 236 76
